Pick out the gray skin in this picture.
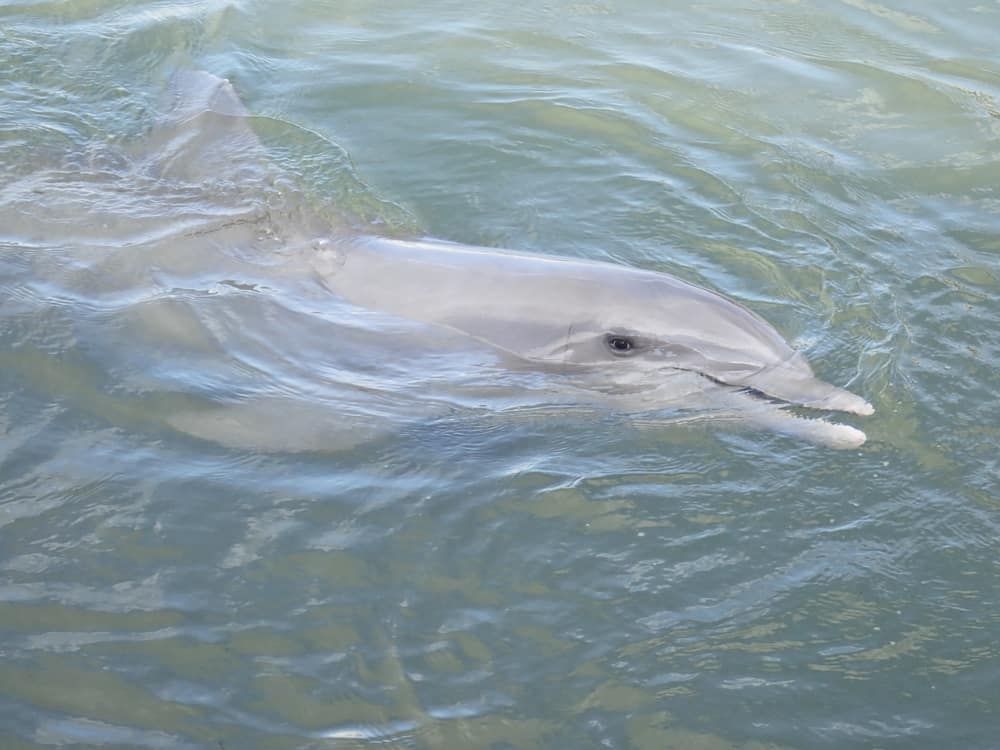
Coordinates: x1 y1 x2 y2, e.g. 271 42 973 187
303 233 874 448
320 235 872 409
150 73 876 449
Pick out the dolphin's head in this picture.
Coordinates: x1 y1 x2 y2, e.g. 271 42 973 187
332 235 873 418
530 268 874 416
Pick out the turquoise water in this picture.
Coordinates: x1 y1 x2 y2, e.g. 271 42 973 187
2 1 999 748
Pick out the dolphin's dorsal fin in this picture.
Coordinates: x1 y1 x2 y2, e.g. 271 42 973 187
164 70 250 120
140 71 269 184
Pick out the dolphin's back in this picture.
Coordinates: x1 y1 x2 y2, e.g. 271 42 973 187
323 235 784 353
320 234 789 362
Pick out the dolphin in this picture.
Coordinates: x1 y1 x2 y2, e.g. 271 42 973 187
157 72 876 449
318 234 873 411
8 71 874 450
294 230 874 448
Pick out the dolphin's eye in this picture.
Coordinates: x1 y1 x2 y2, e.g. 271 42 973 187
606 335 635 354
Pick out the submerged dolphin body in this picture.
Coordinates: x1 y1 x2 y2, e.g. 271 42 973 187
59 72 875 449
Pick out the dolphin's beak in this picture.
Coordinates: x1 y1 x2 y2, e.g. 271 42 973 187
814 388 874 416
739 360 874 416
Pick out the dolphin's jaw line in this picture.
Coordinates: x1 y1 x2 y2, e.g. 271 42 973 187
668 370 871 448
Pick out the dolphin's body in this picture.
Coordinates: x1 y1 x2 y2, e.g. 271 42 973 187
8 71 874 450
298 230 873 448
322 234 872 412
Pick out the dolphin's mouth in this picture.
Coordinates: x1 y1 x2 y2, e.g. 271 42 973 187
741 381 873 416
721 359 875 417
703 370 871 417
735 384 779 403
684 374 870 449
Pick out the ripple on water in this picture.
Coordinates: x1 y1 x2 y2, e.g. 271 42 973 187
3 1 1000 748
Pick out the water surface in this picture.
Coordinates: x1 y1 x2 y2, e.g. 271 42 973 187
2 1 999 748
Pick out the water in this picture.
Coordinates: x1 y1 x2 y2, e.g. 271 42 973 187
2 1 999 748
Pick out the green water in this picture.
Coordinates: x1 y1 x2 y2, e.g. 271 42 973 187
2 1 999 748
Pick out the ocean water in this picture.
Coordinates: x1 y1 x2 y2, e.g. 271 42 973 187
2 1 999 748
